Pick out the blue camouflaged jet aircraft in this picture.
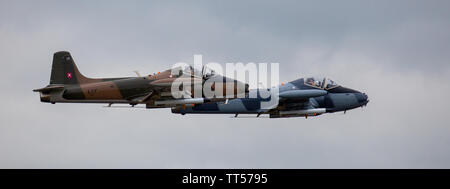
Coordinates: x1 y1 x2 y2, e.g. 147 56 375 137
172 77 369 118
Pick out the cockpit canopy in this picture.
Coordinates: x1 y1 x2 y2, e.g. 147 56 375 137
201 66 215 79
174 65 217 79
304 77 339 89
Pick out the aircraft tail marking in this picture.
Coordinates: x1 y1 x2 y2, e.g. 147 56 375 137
49 51 98 85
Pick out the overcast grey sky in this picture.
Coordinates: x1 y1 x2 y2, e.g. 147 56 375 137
1 0 450 168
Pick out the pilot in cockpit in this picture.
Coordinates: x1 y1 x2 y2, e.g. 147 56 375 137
306 77 321 88
314 80 321 87
306 78 315 86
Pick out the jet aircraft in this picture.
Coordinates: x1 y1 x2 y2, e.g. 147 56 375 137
33 51 248 108
34 51 369 118
173 77 369 118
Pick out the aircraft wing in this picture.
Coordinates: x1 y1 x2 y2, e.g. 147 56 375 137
268 89 328 118
128 91 154 104
125 72 207 108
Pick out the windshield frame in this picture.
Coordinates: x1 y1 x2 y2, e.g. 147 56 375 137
324 78 339 90
201 66 216 79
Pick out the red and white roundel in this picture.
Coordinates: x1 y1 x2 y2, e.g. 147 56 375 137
66 72 73 79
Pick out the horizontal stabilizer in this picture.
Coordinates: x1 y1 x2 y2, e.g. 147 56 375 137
32 85 64 93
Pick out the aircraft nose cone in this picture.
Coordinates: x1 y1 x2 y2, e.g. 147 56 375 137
355 92 368 103
357 92 369 106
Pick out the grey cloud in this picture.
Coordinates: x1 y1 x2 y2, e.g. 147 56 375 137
1 0 450 168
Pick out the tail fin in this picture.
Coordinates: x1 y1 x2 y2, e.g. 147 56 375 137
49 51 96 85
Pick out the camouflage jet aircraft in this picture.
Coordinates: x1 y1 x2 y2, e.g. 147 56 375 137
33 51 248 108
34 51 369 118
172 77 369 118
